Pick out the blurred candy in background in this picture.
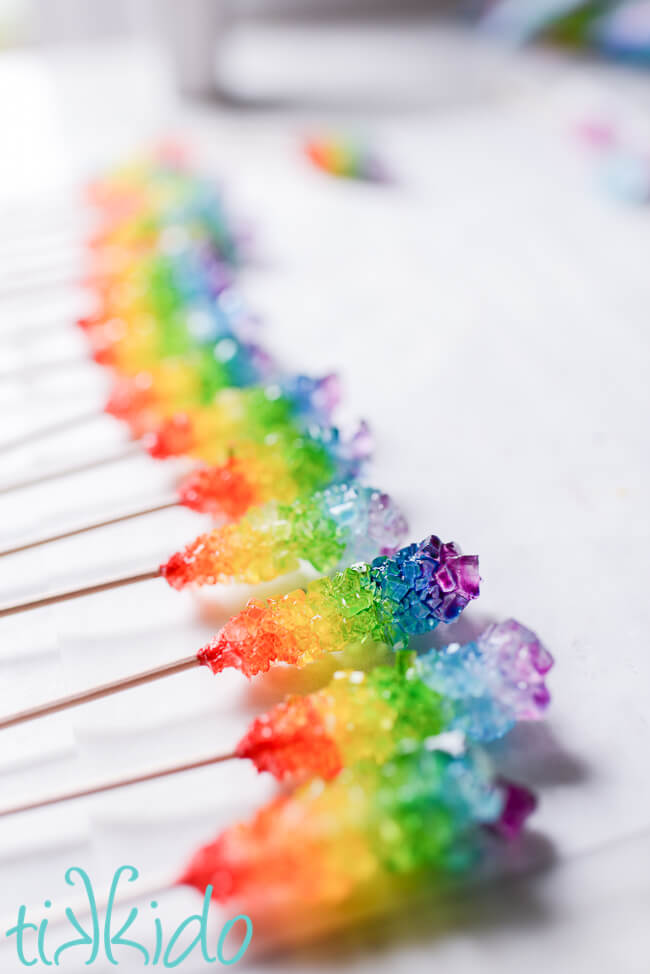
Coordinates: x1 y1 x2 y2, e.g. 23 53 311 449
0 1 647 100
479 0 650 59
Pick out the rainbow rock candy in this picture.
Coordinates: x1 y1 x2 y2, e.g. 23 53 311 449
179 744 534 919
87 147 240 265
82 149 267 434
235 620 553 783
85 249 340 445
197 535 480 678
85 153 351 478
102 337 272 439
162 483 408 589
82 228 270 434
143 373 340 462
172 420 372 521
81 245 251 375
86 296 265 387
84 227 240 383
304 136 386 182
416 618 553 740
67 147 555 943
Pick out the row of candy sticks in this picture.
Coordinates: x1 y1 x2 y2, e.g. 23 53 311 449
0 145 553 936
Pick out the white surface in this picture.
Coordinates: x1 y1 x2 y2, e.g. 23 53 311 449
0 22 649 973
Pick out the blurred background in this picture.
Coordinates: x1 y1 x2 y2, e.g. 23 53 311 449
0 1 649 96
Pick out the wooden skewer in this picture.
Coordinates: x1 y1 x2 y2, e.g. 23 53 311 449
0 749 235 817
0 199 82 227
0 441 142 495
0 494 179 556
0 225 82 251
0 351 86 383
0 266 79 297
0 239 82 266
0 408 102 455
0 565 162 618
0 258 82 291
0 237 84 269
0 316 78 344
0 655 199 730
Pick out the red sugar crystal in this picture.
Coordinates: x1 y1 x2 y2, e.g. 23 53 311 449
304 139 330 171
236 696 342 782
77 312 104 332
178 461 259 518
105 375 153 420
144 414 195 459
197 601 303 678
177 795 295 903
177 834 238 901
159 551 190 591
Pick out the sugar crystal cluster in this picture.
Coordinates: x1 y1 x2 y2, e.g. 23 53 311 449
235 620 552 784
76 147 555 935
179 745 531 916
197 536 480 677
161 483 408 589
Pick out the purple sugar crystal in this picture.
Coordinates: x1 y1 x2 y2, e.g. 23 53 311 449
491 779 538 839
478 619 554 721
416 619 553 741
